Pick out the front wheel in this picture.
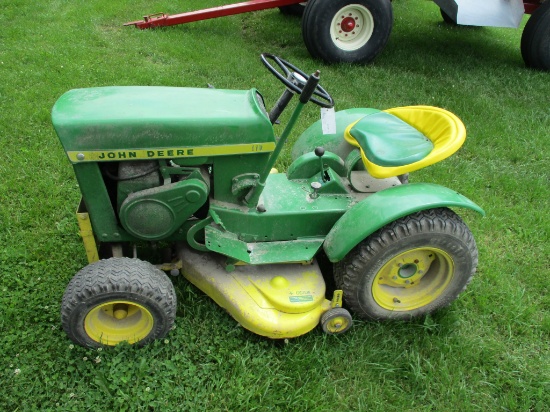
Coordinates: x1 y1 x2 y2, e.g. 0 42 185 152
334 208 478 320
301 0 393 64
61 258 177 347
521 0 550 70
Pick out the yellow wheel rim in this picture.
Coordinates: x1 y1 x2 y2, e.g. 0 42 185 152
372 248 454 311
325 315 351 333
84 300 154 345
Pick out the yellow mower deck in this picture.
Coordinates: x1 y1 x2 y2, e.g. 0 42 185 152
178 244 332 338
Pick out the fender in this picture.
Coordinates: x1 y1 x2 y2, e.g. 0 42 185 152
323 183 485 262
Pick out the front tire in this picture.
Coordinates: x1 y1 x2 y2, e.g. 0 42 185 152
521 0 550 70
301 0 393 64
61 258 177 347
334 208 478 320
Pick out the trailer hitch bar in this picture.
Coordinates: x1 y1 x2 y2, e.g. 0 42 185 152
124 0 305 29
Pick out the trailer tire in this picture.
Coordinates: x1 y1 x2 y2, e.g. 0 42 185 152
302 0 393 64
521 0 550 70
61 258 177 348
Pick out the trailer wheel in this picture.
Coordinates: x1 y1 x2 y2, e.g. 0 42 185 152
279 3 306 17
334 208 478 321
61 258 177 348
521 0 550 70
302 0 393 64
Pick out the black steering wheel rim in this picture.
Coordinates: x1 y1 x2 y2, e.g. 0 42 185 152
261 53 334 108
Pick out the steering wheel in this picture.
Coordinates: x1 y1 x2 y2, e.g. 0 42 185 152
260 53 334 108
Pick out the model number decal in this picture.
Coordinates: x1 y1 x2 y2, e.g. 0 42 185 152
67 142 276 163
289 295 314 303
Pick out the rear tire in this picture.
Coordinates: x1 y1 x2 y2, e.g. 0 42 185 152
302 0 393 64
334 208 478 320
61 258 177 348
521 1 550 70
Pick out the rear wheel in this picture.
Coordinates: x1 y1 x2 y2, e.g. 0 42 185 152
334 208 478 320
61 258 177 347
521 1 550 70
302 0 393 64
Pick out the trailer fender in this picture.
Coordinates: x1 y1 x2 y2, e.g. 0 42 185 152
323 183 484 262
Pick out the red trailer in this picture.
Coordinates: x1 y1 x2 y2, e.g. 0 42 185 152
125 0 550 70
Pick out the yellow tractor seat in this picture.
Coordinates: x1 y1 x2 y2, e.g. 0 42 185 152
344 106 466 178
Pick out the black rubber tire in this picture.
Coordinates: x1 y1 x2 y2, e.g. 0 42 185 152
61 258 177 348
301 0 393 64
334 208 478 321
279 3 306 17
521 1 550 70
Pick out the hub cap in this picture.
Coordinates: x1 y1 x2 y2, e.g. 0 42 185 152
325 315 351 333
84 300 154 345
330 5 375 51
372 248 455 311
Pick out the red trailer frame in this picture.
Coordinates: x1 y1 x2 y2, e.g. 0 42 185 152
124 0 304 29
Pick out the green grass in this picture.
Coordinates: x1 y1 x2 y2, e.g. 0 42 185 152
1 0 549 410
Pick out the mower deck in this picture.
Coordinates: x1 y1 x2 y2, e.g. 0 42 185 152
178 243 332 338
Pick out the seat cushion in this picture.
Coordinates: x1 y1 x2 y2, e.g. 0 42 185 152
348 112 433 167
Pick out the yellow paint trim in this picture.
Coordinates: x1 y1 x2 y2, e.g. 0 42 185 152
372 247 454 311
324 315 351 333
344 106 466 178
331 290 344 308
67 142 276 163
76 201 99 263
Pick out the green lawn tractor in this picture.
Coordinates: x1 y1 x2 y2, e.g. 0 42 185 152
52 54 484 348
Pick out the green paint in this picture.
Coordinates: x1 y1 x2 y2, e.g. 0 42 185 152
53 87 274 152
349 111 434 166
323 183 485 262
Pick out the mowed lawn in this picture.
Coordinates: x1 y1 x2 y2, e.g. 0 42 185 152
0 0 548 411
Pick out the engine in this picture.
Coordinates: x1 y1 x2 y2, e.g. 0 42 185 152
114 161 209 241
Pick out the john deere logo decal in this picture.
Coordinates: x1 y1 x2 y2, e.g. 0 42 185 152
67 143 275 163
